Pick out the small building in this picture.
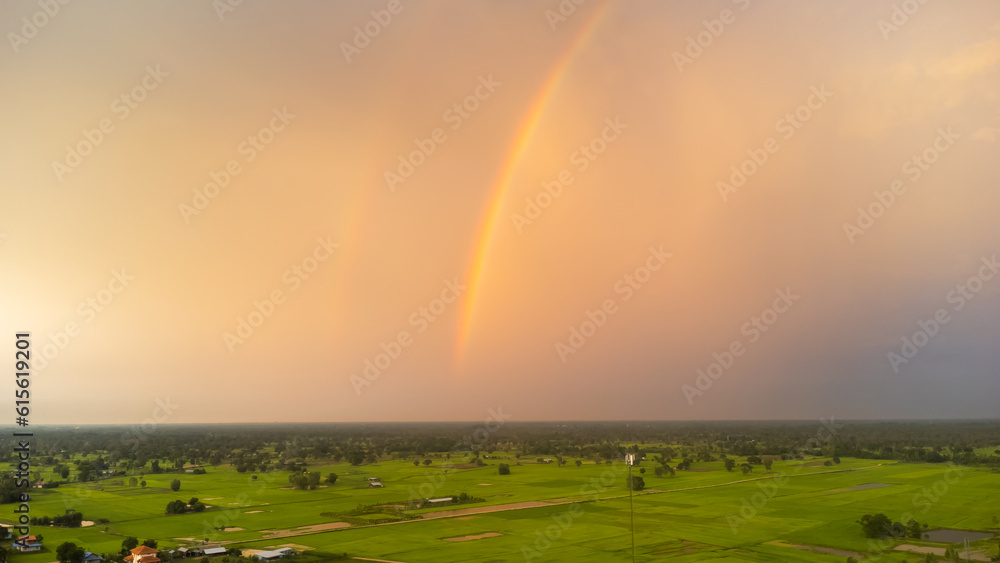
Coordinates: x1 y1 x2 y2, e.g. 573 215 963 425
33 481 46 488
12 535 43 552
252 548 294 561
204 547 228 557
427 497 454 505
368 477 383 488
82 551 103 563
125 545 160 563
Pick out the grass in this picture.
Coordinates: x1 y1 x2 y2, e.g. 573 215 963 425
5 454 1000 562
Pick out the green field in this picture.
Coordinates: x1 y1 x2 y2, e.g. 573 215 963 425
4 452 1000 562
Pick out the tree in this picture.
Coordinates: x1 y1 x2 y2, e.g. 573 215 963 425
128 477 138 487
189 498 199 506
170 479 181 492
60 468 70 479
325 473 338 485
422 459 432 466
859 513 892 538
142 540 157 549
763 459 773 471
832 456 841 464
289 473 309 490
654 465 675 478
906 519 923 539
575 460 582 467
724 459 736 472
306 471 321 489
740 463 753 475
166 499 185 514
823 460 833 467
56 542 85 563
498 463 510 475
140 480 146 488
192 502 206 512
413 460 419 466
627 475 645 491
121 537 139 556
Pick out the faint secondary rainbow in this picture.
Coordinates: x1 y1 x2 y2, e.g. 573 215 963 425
455 2 612 365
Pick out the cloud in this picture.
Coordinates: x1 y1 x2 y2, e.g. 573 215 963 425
925 38 1000 79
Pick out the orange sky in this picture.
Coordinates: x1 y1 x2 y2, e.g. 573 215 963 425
1 0 999 424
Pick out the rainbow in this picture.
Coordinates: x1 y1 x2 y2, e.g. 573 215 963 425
455 2 612 365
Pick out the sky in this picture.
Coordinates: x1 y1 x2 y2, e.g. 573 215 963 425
1 0 999 425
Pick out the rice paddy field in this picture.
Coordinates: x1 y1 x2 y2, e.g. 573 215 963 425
4 452 1000 562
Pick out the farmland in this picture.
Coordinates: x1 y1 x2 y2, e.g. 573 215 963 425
3 422 1000 562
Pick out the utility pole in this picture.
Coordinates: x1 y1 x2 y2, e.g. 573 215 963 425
626 453 636 563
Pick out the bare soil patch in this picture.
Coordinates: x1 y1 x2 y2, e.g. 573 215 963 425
261 522 351 539
444 532 501 542
421 501 554 519
245 510 264 514
895 544 990 561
